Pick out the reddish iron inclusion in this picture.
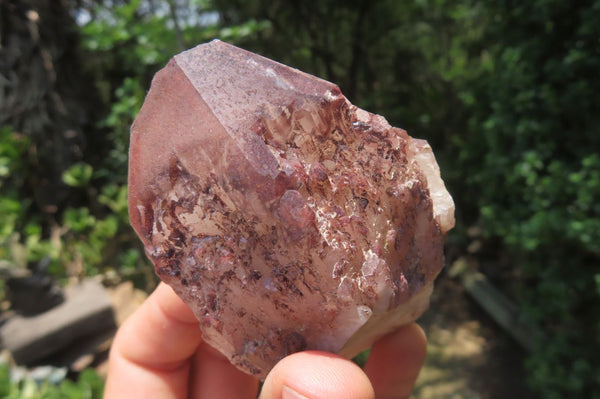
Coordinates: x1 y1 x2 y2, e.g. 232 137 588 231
129 40 454 379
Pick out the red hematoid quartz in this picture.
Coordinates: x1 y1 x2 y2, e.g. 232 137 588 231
129 40 455 379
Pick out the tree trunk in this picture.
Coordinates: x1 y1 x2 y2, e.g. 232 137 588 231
0 0 102 216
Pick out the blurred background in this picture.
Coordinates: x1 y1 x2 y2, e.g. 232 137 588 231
0 0 598 398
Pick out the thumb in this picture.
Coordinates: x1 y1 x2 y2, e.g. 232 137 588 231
259 351 375 399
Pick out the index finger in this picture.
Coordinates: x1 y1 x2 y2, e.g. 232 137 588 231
104 282 203 398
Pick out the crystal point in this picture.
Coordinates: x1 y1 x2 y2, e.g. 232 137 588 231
129 40 455 379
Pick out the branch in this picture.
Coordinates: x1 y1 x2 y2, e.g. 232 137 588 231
167 0 186 51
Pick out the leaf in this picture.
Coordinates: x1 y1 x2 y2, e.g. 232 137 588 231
62 163 93 187
63 208 96 232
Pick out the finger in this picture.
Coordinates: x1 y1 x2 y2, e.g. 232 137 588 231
363 323 427 399
260 351 375 399
104 282 203 398
188 341 259 398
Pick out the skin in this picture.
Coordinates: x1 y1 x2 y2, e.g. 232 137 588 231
104 282 427 399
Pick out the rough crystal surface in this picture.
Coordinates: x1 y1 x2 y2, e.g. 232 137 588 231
128 40 455 379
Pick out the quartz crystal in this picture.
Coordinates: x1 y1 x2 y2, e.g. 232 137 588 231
129 40 455 379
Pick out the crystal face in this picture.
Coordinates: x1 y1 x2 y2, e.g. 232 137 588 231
128 40 455 379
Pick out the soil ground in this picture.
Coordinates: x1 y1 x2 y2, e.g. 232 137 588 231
413 272 538 399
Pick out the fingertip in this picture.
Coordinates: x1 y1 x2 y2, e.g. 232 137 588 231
374 323 427 362
151 282 199 324
110 282 203 369
105 283 204 398
188 342 259 399
364 323 427 399
260 351 374 399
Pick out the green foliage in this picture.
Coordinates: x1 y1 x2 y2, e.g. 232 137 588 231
0 364 104 399
0 127 29 233
455 1 600 397
62 163 93 188
0 128 29 183
352 349 371 368
99 78 145 181
98 184 129 223
81 0 173 74
0 127 33 269
0 127 141 279
218 18 272 41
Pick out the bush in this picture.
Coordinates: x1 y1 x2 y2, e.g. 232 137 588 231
458 1 600 397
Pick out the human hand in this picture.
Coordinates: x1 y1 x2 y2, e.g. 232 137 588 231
104 283 427 399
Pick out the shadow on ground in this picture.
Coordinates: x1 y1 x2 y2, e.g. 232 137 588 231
413 273 537 399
